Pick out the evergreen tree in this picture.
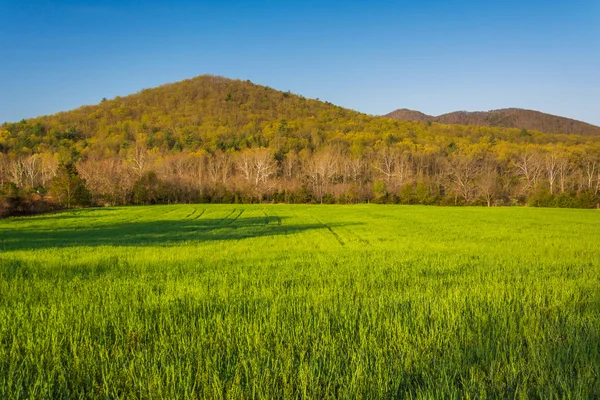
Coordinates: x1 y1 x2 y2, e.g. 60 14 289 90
133 171 162 205
48 163 91 208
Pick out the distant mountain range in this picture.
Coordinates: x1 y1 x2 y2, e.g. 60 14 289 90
384 108 600 136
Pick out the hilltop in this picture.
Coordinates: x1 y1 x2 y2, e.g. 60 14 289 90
385 108 600 136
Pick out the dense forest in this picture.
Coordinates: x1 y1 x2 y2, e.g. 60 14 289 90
386 108 600 136
2 75 600 215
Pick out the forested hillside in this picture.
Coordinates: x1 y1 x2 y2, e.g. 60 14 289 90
385 108 600 136
1 75 600 213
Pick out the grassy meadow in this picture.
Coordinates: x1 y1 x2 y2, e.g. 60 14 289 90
0 204 599 398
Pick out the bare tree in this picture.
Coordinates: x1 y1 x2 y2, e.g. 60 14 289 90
235 148 276 198
23 155 41 188
0 154 7 186
596 162 600 195
40 153 59 186
191 151 208 191
8 156 26 187
304 148 339 202
283 150 299 182
207 150 231 185
128 139 150 178
348 155 367 186
556 153 572 194
78 158 134 205
253 148 276 188
281 150 300 202
395 151 413 189
374 147 397 185
447 154 481 203
512 150 543 191
476 159 499 207
583 152 599 192
236 149 253 183
544 151 558 194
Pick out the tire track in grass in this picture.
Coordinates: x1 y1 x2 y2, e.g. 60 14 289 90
136 207 181 240
289 208 320 248
118 208 150 224
342 225 370 245
69 209 122 231
104 207 149 224
134 206 178 223
216 209 237 225
169 206 196 231
189 208 222 239
74 207 147 230
159 206 181 219
139 207 178 239
227 209 245 225
185 207 210 238
261 209 281 226
192 209 206 220
262 209 270 225
309 213 345 247
185 208 197 219
69 209 115 227
262 208 289 248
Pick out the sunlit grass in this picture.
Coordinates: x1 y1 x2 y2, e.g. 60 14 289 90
1 205 599 398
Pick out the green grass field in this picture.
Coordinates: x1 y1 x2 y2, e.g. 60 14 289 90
1 205 599 399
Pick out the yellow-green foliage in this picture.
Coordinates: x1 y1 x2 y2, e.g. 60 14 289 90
2 75 599 158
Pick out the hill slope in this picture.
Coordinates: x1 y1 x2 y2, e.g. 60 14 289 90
385 108 600 136
1 75 385 156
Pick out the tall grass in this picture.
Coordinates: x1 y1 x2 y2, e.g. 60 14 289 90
1 205 599 398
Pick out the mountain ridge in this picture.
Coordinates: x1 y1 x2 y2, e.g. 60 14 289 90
384 108 600 136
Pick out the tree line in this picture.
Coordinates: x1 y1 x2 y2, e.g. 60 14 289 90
1 137 599 214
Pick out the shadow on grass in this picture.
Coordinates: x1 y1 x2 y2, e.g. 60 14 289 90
0 211 360 250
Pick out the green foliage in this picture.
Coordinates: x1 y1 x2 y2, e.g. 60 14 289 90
48 163 91 208
399 183 415 204
415 182 436 205
552 192 576 208
0 205 599 397
372 180 388 203
575 190 600 208
1 182 19 198
527 185 554 207
132 171 163 205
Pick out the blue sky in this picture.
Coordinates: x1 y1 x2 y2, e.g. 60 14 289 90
1 0 599 125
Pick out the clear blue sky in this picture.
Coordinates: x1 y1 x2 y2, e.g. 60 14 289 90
1 0 599 125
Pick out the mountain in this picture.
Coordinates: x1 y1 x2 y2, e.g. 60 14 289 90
3 76 598 159
1 75 600 211
384 108 600 136
384 109 433 122
0 75 371 156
